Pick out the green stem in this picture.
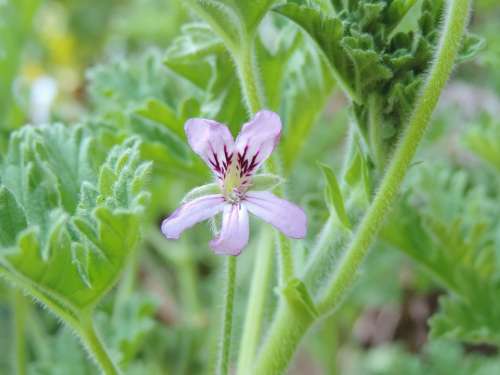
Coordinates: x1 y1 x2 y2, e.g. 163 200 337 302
234 42 265 116
317 0 471 315
253 0 472 372
236 228 274 375
253 305 314 375
13 291 27 375
78 314 121 375
216 256 237 375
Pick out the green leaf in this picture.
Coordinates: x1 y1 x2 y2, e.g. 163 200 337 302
277 0 475 164
164 23 247 131
464 115 500 171
457 33 486 63
87 52 194 164
164 23 225 89
135 99 184 138
277 30 335 171
318 163 350 229
0 124 151 319
0 187 27 248
185 0 281 50
98 293 159 367
275 4 356 100
282 278 318 320
383 165 500 344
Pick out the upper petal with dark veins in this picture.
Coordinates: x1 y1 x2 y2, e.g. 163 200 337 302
234 110 281 179
185 118 235 180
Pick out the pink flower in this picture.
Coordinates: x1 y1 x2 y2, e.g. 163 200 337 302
161 110 307 256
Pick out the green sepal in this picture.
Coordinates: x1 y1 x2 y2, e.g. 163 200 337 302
181 182 221 203
251 174 284 191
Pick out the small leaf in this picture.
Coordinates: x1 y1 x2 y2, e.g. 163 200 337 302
282 278 318 320
457 33 485 63
318 163 350 229
344 149 363 188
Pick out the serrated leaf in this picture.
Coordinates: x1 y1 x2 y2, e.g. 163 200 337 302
0 186 27 248
0 124 151 318
135 99 184 138
383 165 500 344
164 23 225 89
318 163 350 228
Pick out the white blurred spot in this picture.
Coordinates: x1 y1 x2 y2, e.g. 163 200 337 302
30 76 57 124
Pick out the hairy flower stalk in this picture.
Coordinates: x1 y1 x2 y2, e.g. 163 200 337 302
161 110 307 255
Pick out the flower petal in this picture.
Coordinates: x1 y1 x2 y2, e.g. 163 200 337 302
234 110 281 178
161 194 225 239
185 118 235 179
244 191 307 239
210 204 249 256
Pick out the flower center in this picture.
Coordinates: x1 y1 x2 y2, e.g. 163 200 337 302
222 157 251 204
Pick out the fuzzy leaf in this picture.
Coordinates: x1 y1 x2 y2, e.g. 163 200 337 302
0 125 151 317
383 166 500 345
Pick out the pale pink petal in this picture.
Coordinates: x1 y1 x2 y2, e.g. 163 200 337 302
234 110 281 178
244 191 306 239
210 204 249 256
185 118 235 179
161 194 225 239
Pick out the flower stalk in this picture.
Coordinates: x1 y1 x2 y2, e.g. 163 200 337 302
236 228 274 375
217 256 237 375
78 314 121 375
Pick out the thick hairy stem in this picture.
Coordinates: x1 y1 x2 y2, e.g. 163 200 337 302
252 0 472 372
78 315 121 375
234 43 266 116
236 228 274 375
317 0 471 314
216 256 237 375
253 304 314 375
